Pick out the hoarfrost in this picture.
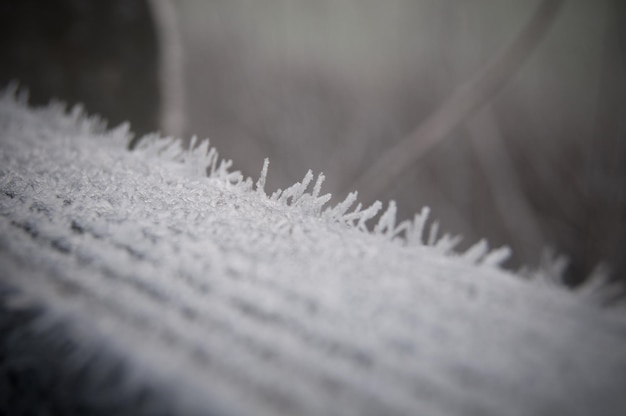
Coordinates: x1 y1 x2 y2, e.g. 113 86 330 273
1 89 625 416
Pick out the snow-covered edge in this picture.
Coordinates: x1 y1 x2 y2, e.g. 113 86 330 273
1 85 623 310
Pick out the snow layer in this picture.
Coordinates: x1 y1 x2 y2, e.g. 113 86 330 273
1 89 625 415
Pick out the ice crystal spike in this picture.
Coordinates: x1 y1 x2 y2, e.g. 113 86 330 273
1 81 23 102
196 139 210 157
576 264 626 306
270 189 283 201
406 206 430 246
310 193 332 215
535 249 569 286
290 170 315 205
427 221 439 247
107 122 133 148
324 191 357 220
256 158 269 195
312 173 325 198
374 201 397 238
278 171 313 205
215 159 233 180
577 264 611 297
183 138 213 176
341 203 363 224
481 246 512 268
434 234 462 255
463 239 489 264
356 201 382 231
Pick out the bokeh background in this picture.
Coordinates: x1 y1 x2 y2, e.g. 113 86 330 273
2 0 624 291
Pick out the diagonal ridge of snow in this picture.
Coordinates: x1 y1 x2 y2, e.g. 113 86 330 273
1 89 625 416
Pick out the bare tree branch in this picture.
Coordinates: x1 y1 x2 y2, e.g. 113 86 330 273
467 105 545 260
346 0 564 202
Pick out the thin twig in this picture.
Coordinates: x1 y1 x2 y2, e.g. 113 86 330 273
467 105 545 260
346 0 564 202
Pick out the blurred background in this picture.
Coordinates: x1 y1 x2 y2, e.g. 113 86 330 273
1 0 624 291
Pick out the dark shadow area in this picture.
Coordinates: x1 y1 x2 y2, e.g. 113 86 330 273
0 285 173 416
0 0 160 140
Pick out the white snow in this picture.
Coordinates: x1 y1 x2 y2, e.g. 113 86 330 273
1 88 625 416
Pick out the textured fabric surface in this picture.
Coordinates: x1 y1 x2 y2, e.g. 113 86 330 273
1 92 625 415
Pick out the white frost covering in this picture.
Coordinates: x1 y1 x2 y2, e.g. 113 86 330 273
1 90 625 416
